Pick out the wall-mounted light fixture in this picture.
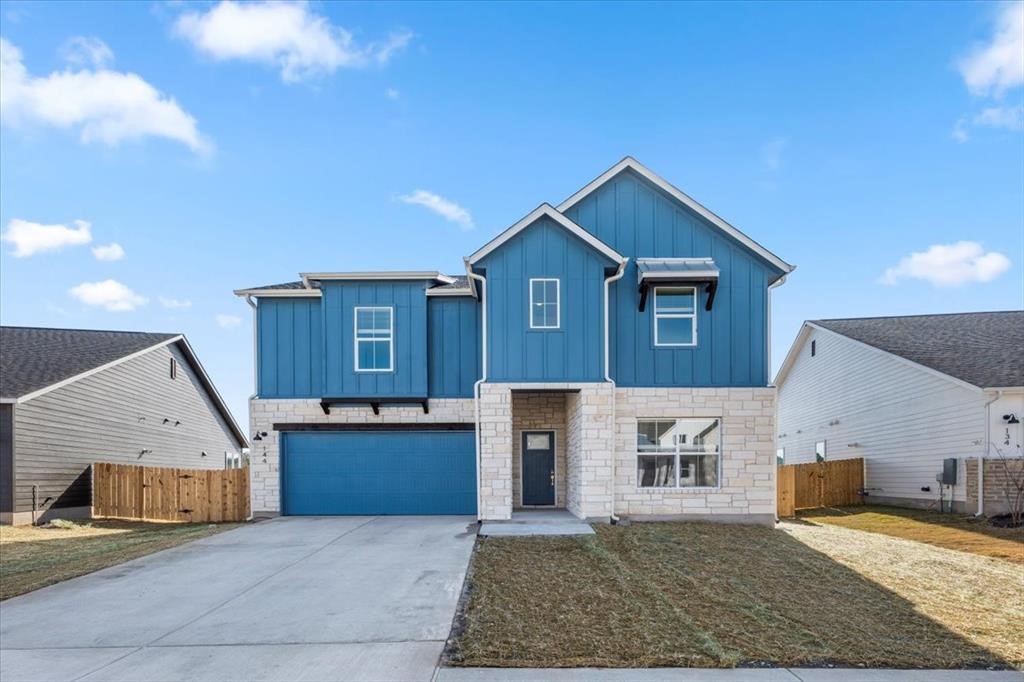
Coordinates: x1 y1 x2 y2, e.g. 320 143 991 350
163 418 171 424
253 431 268 441
201 451 208 457
1004 413 1020 424
847 443 860 448
139 448 153 458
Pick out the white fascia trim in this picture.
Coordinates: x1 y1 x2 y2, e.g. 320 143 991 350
300 271 454 286
426 287 475 297
982 386 1024 392
557 157 795 276
774 322 986 394
467 203 626 265
175 336 250 448
233 289 322 298
773 322 813 387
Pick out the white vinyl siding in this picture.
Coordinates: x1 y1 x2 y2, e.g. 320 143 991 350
777 328 990 504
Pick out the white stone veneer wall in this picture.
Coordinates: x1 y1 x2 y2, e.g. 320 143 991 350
613 387 776 521
566 383 616 519
249 397 475 514
477 384 513 519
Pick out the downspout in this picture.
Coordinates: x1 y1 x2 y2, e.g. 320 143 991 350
467 263 488 522
245 295 258 401
767 275 787 520
604 258 628 523
978 389 1002 516
767 275 787 378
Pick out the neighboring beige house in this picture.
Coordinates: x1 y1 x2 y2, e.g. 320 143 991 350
775 311 1023 514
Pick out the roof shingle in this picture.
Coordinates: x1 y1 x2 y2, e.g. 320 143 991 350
812 311 1024 389
0 327 179 399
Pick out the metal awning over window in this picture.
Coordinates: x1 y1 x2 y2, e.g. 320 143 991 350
637 258 719 312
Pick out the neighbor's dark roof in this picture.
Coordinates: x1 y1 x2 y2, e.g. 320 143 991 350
0 327 179 400
812 311 1024 388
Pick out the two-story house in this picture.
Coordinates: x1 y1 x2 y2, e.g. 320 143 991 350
235 158 793 524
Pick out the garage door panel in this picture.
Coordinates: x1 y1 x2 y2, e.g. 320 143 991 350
281 431 476 516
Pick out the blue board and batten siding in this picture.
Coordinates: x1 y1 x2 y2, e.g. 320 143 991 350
478 217 614 382
428 297 481 397
257 298 323 398
321 281 428 397
564 169 781 386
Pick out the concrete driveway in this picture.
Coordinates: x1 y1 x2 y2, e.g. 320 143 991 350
0 516 477 682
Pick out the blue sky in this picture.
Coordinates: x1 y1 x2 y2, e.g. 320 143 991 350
2 1 1022 427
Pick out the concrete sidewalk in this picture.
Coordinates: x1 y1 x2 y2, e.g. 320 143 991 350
436 667 1024 681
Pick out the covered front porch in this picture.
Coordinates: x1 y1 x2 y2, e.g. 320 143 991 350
477 382 615 521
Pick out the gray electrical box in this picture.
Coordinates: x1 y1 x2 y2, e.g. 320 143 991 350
940 458 957 485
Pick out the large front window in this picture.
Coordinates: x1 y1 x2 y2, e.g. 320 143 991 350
354 306 393 372
637 418 720 488
653 286 696 346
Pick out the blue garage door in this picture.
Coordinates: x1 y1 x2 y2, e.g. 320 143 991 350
281 431 476 515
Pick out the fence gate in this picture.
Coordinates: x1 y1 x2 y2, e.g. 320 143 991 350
92 462 250 522
777 458 864 518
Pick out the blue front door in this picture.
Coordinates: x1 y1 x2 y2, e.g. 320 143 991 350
281 431 476 515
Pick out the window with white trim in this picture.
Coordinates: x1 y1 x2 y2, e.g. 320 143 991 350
636 417 720 488
529 278 560 329
354 306 394 372
653 286 696 346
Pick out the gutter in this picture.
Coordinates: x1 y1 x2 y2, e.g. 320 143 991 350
604 259 629 523
467 262 488 522
978 389 1002 516
766 275 788 380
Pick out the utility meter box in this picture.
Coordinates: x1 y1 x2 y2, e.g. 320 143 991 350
940 458 958 485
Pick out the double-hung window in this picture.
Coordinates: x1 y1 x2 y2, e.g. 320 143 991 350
529 278 560 329
636 417 720 488
653 286 696 346
354 306 394 372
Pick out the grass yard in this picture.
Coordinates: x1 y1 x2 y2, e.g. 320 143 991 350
0 520 241 600
448 521 1023 669
799 505 1023 563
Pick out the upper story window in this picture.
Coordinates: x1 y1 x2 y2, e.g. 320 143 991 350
636 417 721 488
653 286 696 346
354 306 394 372
169 357 177 380
529 278 560 329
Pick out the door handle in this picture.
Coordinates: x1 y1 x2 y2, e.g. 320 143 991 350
550 471 555 485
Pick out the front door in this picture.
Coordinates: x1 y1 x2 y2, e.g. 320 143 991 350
521 431 555 506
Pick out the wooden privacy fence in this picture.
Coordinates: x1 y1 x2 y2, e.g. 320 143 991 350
93 462 250 523
777 458 864 518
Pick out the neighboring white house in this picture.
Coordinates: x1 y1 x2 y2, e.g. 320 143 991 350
775 311 1023 514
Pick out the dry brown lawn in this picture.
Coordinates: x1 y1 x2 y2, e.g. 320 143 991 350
799 505 1023 563
0 520 241 600
448 520 1023 669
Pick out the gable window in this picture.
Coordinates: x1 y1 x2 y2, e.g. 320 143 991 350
636 417 720 488
170 358 177 380
811 340 816 357
529 278 560 329
354 306 394 372
653 286 696 346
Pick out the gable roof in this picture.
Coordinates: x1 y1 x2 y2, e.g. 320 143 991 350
776 311 1024 390
467 203 625 265
557 157 794 276
0 327 247 447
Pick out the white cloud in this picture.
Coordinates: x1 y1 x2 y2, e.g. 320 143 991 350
216 313 242 328
173 1 412 83
69 279 147 311
398 190 474 230
160 296 192 310
880 241 1011 287
385 87 400 100
951 117 970 143
91 242 125 261
2 218 92 257
957 2 1024 98
974 104 1024 130
0 37 208 152
760 137 788 172
60 36 114 68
